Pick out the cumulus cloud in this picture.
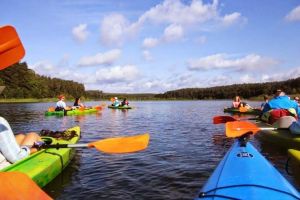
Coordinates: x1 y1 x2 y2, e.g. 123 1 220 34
285 5 300 21
261 67 300 82
100 0 245 46
100 13 139 46
162 24 184 42
95 65 140 83
78 49 121 66
142 37 159 48
72 24 89 43
187 53 279 71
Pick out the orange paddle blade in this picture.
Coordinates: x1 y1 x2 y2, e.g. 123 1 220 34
0 172 52 200
226 121 260 138
0 26 25 70
88 133 150 153
48 107 55 112
213 116 236 124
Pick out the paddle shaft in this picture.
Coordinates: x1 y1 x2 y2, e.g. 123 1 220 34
29 143 89 149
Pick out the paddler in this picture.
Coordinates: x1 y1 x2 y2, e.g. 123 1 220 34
0 116 42 169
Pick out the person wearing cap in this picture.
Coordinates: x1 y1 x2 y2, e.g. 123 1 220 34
55 95 71 111
111 97 120 107
261 89 299 124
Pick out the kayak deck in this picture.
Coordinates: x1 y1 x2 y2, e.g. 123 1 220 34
288 149 300 185
45 108 99 116
255 122 300 150
108 105 132 109
196 140 300 199
0 126 80 187
223 107 261 115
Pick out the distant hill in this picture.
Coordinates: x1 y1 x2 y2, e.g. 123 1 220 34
155 77 300 100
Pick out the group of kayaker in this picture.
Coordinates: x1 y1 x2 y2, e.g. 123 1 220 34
232 89 300 134
111 97 129 107
55 95 85 111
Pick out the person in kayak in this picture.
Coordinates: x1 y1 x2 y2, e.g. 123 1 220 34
294 96 300 106
111 97 120 107
55 95 71 111
73 97 85 108
261 89 299 124
260 95 269 110
232 96 241 108
120 98 129 106
0 116 42 169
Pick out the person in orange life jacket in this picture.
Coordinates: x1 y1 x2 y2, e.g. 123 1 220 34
0 116 43 169
232 96 241 108
120 98 129 106
261 89 299 124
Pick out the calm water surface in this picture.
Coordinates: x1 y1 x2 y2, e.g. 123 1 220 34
0 100 298 199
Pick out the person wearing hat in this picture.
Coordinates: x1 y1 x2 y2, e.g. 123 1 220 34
261 89 299 124
111 97 120 107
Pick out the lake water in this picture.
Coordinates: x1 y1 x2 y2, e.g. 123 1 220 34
0 100 298 199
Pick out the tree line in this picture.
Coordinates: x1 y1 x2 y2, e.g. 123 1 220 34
154 77 300 100
1 62 299 100
0 62 91 99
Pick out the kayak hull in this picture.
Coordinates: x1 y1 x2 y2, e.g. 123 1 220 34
45 108 99 116
288 149 300 185
223 107 261 115
0 126 80 188
195 139 300 199
256 123 300 150
108 105 132 109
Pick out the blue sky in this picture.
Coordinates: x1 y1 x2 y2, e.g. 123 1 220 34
1 0 300 93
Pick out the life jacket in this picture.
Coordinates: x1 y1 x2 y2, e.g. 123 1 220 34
261 108 298 125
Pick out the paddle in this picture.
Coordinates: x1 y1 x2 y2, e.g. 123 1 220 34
37 133 150 154
0 25 25 70
225 121 287 138
213 115 258 124
0 172 52 200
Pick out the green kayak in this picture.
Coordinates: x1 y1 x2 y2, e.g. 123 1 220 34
0 126 80 187
288 149 300 182
108 105 132 109
224 107 262 115
255 122 300 150
45 108 99 116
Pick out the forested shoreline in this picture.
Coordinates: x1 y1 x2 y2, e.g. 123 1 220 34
0 62 299 101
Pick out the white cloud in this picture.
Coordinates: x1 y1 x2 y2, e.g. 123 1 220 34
163 24 184 42
100 13 139 46
221 12 246 26
142 37 159 48
187 53 279 71
142 50 153 61
285 5 300 22
78 49 121 66
95 65 140 83
261 67 300 82
72 24 89 43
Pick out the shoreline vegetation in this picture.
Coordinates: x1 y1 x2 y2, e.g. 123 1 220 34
0 62 300 103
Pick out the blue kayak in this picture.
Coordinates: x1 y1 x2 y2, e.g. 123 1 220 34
195 136 300 199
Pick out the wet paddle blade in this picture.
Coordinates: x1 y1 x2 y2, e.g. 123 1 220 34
213 116 236 124
88 133 150 153
239 107 248 113
226 121 260 138
0 172 52 200
0 26 25 70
